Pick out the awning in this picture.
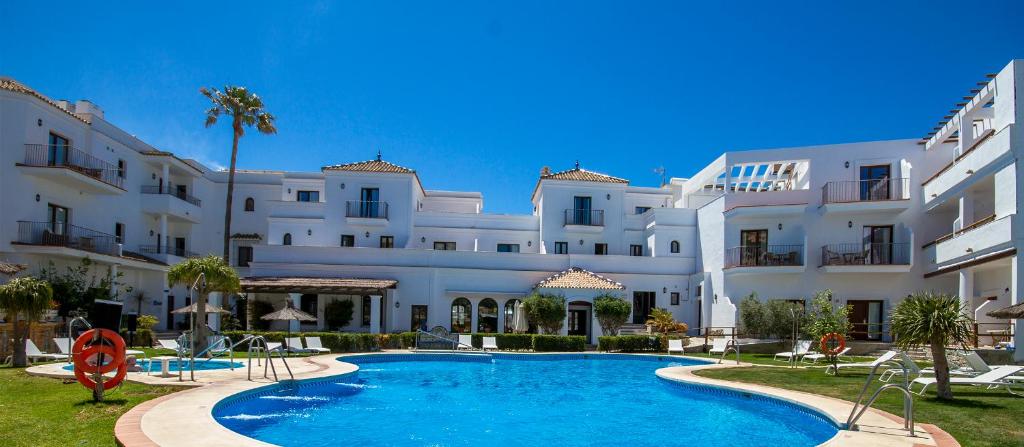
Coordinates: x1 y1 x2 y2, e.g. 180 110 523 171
239 277 398 294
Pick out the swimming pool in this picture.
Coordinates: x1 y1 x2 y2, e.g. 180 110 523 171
62 358 242 373
214 354 839 446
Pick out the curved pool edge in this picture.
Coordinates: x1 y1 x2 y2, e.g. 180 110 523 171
117 351 958 447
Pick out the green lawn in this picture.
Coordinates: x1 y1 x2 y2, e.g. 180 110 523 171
0 364 178 447
695 365 1024 447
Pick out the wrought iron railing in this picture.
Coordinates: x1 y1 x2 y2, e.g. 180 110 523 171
21 144 124 189
15 221 118 256
724 244 803 268
138 244 199 258
140 185 202 207
345 200 389 219
821 178 909 204
564 209 604 226
820 243 911 266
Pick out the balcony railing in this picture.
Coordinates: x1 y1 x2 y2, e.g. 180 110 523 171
724 244 803 268
564 209 604 226
820 243 910 266
141 185 202 207
138 244 199 258
15 221 118 256
346 201 389 219
821 178 909 204
921 214 996 249
21 144 124 189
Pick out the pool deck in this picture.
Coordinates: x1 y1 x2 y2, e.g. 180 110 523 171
28 351 958 447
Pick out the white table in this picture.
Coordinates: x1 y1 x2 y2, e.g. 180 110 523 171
151 356 177 378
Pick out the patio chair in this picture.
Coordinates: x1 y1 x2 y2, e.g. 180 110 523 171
457 334 473 350
910 365 1024 396
5 339 69 365
668 339 685 354
825 350 898 375
207 335 232 357
774 340 812 361
285 337 315 354
157 339 187 355
482 337 498 351
707 338 730 356
303 337 332 354
803 347 851 364
879 351 975 382
961 351 1024 382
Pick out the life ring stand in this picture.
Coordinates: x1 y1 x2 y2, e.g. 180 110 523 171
819 332 846 356
72 329 128 391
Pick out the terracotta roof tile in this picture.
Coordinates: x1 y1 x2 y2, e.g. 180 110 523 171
541 167 628 184
322 159 415 174
230 233 263 241
0 78 91 124
535 267 624 290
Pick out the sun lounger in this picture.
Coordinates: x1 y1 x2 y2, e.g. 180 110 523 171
802 347 851 364
457 334 473 350
482 337 498 351
911 365 1024 396
707 338 730 356
879 351 974 382
4 339 70 365
825 350 898 375
774 340 812 361
285 337 315 354
303 337 331 353
668 339 685 354
206 335 232 356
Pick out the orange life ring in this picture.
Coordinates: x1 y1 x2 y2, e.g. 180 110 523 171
819 332 846 356
72 329 127 391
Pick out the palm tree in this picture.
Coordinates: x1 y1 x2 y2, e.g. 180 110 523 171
890 292 974 400
167 256 240 354
0 277 54 367
200 86 276 263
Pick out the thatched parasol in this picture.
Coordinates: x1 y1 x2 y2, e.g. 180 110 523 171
261 304 316 340
0 262 27 276
986 302 1024 319
171 302 231 314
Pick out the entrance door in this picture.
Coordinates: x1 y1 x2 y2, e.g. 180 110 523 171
632 291 656 324
859 165 891 201
740 229 768 266
568 309 587 336
863 225 893 265
848 300 884 340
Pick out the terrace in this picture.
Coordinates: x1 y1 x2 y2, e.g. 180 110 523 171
16 143 125 194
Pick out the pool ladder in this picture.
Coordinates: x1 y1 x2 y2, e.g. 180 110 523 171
246 335 293 382
845 357 915 437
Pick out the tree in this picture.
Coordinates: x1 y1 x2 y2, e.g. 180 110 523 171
738 293 767 337
167 256 240 353
0 277 54 367
324 299 355 330
594 294 631 335
890 292 974 400
200 86 277 262
805 290 851 370
38 258 130 321
521 293 567 334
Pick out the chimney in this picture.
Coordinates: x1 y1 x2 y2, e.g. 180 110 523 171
55 100 74 113
540 166 551 176
74 99 103 119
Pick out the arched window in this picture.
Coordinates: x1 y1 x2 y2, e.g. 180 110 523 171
477 298 498 333
283 233 292 246
451 298 471 333
503 299 521 334
670 240 680 253
244 197 255 212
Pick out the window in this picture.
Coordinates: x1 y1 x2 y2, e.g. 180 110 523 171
497 243 519 253
635 206 651 215
572 196 593 225
296 190 319 202
504 299 520 334
300 294 318 318
670 240 680 253
670 292 680 305
340 235 355 247
360 296 372 326
283 233 292 245
47 203 68 235
237 246 253 267
451 297 471 333
630 244 643 256
554 241 568 254
360 188 381 217
114 223 125 244
380 236 394 248
477 298 498 332
434 241 456 251
117 159 126 179
410 305 428 331
48 133 69 165
244 197 255 212
594 243 608 255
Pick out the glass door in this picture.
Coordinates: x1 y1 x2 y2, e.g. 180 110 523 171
48 133 69 166
632 291 655 324
859 165 891 201
573 196 592 225
863 225 893 264
48 204 68 235
740 229 768 266
360 188 379 217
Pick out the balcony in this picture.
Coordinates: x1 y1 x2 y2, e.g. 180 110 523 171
819 243 911 273
564 209 604 232
820 178 910 214
924 214 1014 268
141 185 202 223
923 127 1013 209
14 221 118 256
346 200 389 226
724 244 804 274
138 244 200 262
16 144 125 194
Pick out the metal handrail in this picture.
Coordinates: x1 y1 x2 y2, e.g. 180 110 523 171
821 243 911 266
564 209 604 226
845 358 914 436
246 335 292 381
140 185 202 206
724 245 803 268
65 316 92 364
16 221 119 256
414 329 458 350
822 178 910 204
345 200 389 219
718 338 740 365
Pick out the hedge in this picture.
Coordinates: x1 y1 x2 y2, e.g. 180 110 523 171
531 334 586 352
219 330 586 353
597 335 689 352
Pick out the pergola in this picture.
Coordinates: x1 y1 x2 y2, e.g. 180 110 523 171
238 277 398 333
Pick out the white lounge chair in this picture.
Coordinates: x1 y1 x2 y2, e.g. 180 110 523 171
157 339 182 352
265 342 283 353
482 337 498 351
774 340 812 361
803 347 851 364
668 339 685 354
457 334 473 350
825 350 898 375
910 365 1024 396
961 351 1024 382
303 337 331 353
286 337 315 354
707 338 729 356
879 351 975 383
6 339 69 365
206 335 232 357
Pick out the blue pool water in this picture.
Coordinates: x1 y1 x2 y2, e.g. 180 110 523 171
214 354 839 447
63 359 242 373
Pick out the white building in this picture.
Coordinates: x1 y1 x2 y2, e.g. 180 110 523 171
0 60 1020 359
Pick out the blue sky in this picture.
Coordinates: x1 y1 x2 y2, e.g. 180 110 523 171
1 1 1021 213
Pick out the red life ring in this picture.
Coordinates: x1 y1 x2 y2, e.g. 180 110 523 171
819 332 846 356
72 329 127 391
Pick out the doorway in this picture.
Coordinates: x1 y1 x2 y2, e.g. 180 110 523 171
863 225 894 264
740 229 768 266
632 292 656 324
568 310 587 336
848 300 884 340
174 237 187 257
166 295 175 330
859 165 891 201
573 196 592 225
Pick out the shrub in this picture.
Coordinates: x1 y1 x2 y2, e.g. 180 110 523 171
598 335 662 352
594 294 631 335
324 299 355 330
764 299 803 339
467 333 534 350
738 293 767 337
532 334 585 352
646 308 688 335
222 330 381 353
521 293 567 334
137 314 159 330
